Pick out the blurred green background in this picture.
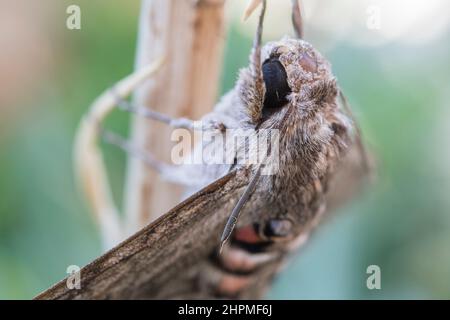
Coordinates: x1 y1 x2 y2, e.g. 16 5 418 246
0 0 449 299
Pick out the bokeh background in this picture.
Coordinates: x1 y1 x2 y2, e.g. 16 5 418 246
0 0 449 299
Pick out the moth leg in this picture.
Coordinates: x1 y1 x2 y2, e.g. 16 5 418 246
101 128 201 187
113 94 195 129
112 88 239 133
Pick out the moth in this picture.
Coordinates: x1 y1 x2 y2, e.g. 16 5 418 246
37 0 370 299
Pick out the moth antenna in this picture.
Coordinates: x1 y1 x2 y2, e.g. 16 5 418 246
220 165 262 252
291 0 304 39
221 1 272 248
219 103 295 252
243 0 263 21
250 0 267 81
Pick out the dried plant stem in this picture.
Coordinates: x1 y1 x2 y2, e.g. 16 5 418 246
123 0 226 234
74 59 163 250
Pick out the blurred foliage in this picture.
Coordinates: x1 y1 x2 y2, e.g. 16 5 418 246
0 1 449 299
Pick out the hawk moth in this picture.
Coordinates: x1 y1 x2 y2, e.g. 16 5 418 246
37 0 370 299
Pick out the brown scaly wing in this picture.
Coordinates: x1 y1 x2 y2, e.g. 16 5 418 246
35 170 250 299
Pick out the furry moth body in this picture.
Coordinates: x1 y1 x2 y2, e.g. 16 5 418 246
149 3 359 296
177 36 353 277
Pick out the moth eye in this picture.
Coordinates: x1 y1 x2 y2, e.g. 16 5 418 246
262 58 291 114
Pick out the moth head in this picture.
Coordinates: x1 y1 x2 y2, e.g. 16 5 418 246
237 36 351 176
263 37 331 92
242 36 347 128
259 36 339 121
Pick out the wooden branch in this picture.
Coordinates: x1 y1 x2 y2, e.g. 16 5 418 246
124 0 226 235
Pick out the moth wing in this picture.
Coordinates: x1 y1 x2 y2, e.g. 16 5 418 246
326 90 374 211
35 170 248 299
